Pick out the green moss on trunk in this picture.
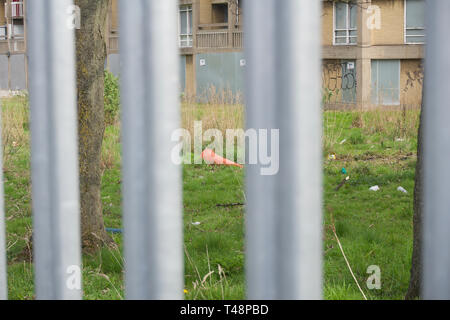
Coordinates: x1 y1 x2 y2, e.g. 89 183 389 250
75 0 113 253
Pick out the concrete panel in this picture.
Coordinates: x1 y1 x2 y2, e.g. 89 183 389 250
322 59 357 105
179 55 186 93
107 53 120 77
196 52 245 102
0 55 7 89
401 59 423 107
322 1 334 46
10 54 26 90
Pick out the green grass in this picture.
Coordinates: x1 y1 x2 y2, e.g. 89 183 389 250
2 97 419 300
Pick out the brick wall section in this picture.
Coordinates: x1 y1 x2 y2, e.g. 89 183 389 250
372 0 405 45
322 1 333 46
401 59 423 107
0 1 6 26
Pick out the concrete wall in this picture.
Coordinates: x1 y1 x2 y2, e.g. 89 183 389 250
400 59 423 107
322 59 357 105
106 53 189 99
185 55 195 98
106 53 120 77
0 0 6 26
372 0 405 45
322 1 334 46
0 54 26 90
10 54 25 89
199 0 212 25
111 0 119 30
195 52 245 101
0 55 8 89
180 54 186 93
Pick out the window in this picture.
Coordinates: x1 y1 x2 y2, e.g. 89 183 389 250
334 1 357 45
0 26 6 40
212 3 228 24
12 21 24 39
371 60 400 105
405 0 425 44
179 5 193 48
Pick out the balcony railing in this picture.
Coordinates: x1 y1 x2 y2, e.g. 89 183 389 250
107 30 243 52
108 33 119 53
232 31 243 48
0 38 25 53
197 31 228 49
196 30 243 49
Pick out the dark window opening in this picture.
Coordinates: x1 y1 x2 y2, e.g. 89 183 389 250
212 3 228 24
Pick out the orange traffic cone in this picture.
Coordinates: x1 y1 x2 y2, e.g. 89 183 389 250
201 148 243 168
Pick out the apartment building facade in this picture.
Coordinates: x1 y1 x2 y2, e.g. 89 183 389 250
0 0 424 108
0 0 26 90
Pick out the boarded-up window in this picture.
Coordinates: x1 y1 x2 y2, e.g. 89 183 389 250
405 0 425 43
371 60 400 105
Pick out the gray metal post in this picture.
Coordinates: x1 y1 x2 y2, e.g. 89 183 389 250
423 0 450 300
27 0 81 299
119 0 183 299
244 0 279 300
0 100 6 300
245 0 323 299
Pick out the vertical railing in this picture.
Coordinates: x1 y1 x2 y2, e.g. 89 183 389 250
423 0 450 300
27 0 81 299
4 0 448 302
232 31 243 48
245 0 323 299
119 0 183 299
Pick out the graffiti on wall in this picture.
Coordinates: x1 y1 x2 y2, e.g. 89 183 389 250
403 62 424 93
322 61 357 104
322 61 357 92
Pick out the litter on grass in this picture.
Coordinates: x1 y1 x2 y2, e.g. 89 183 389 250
335 176 350 191
192 222 201 226
397 186 408 194
369 185 380 192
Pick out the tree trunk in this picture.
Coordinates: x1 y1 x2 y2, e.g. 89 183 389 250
405 91 424 300
75 0 113 253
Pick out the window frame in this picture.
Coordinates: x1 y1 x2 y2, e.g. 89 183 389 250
178 4 193 48
333 1 357 46
404 0 426 45
371 59 401 106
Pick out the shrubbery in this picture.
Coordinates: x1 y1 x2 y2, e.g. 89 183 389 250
104 71 120 125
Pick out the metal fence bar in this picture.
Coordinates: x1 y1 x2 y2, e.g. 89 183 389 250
120 0 183 299
28 0 81 300
244 0 278 300
245 0 323 299
0 102 6 300
276 0 323 300
423 0 450 300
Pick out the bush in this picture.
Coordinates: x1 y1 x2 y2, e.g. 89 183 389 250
104 71 120 125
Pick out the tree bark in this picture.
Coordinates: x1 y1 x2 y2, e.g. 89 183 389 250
75 0 113 253
405 91 424 300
